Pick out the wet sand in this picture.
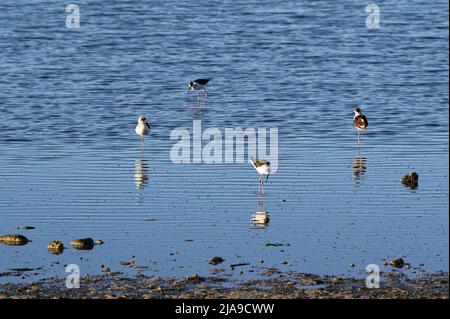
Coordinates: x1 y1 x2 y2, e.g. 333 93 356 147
1 270 447 299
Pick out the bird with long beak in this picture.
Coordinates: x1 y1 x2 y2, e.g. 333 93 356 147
353 106 368 142
135 116 150 150
250 157 271 193
187 79 210 105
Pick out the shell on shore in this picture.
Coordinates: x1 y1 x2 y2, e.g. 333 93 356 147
0 234 29 246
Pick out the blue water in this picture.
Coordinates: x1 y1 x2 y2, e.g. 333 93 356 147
0 0 448 284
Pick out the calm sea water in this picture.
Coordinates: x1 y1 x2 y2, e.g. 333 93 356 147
0 1 448 284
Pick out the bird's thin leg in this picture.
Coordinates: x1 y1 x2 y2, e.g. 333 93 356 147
258 176 262 194
141 136 144 152
357 131 360 143
197 94 200 109
203 88 208 103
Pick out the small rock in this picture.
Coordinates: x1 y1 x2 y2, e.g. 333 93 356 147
401 172 419 189
389 257 405 268
0 234 29 246
208 256 225 265
47 241 64 255
281 260 289 265
71 238 95 250
349 263 355 268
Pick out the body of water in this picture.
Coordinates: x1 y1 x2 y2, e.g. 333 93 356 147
0 0 448 284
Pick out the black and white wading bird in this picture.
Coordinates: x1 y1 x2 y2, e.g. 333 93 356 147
250 157 271 193
135 116 150 150
187 79 210 105
353 106 368 142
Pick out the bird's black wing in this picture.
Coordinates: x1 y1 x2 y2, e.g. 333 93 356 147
252 158 269 167
146 122 151 129
194 79 210 85
361 115 368 128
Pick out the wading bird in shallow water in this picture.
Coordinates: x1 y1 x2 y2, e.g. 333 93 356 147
353 106 368 142
250 157 271 193
135 116 150 150
187 79 210 105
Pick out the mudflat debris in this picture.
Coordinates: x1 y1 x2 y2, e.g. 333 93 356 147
17 226 35 230
265 242 283 247
1 270 446 299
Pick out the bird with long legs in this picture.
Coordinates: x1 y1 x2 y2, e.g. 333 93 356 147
135 116 150 152
250 157 271 194
353 106 368 142
187 79 210 107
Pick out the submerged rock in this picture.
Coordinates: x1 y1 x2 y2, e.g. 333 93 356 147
390 257 405 268
71 238 95 250
47 241 64 255
0 234 29 246
208 257 225 265
401 172 419 189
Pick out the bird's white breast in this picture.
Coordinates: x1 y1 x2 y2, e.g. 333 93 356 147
192 83 203 91
256 164 270 176
135 123 150 136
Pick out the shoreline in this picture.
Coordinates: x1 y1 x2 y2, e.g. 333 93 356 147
1 270 448 299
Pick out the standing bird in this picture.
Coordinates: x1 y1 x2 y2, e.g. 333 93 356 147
353 106 368 142
188 79 210 104
250 157 271 193
135 116 150 150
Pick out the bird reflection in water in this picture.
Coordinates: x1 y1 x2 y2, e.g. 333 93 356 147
352 150 367 185
134 155 149 204
251 185 270 228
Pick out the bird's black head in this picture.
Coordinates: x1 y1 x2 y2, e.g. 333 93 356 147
354 106 361 114
188 81 193 88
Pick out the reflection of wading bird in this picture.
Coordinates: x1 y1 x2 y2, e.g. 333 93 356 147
135 116 150 150
353 106 368 142
134 159 149 190
187 79 210 105
352 155 367 183
250 157 271 193
251 178 270 227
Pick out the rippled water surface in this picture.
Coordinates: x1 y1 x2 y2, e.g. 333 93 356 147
0 1 448 283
